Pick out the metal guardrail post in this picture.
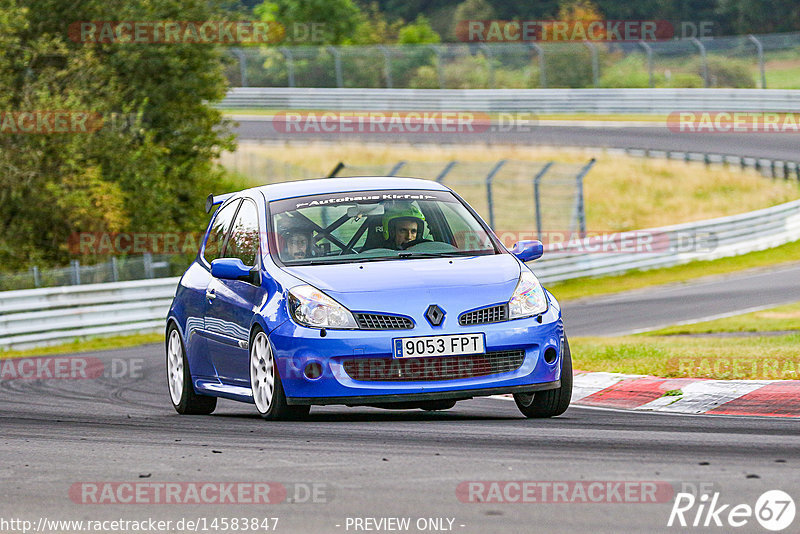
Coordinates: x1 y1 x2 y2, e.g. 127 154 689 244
327 46 344 88
279 47 296 88
574 158 596 237
143 253 154 279
638 41 654 88
388 161 406 175
70 260 81 285
478 43 494 89
691 38 709 87
533 161 554 240
31 266 40 288
229 48 248 88
748 35 766 89
435 161 456 183
429 45 445 89
327 162 345 178
528 43 546 88
584 41 599 88
379 45 393 88
484 160 507 229
110 256 119 282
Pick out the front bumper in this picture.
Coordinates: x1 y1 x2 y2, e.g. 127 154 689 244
269 303 565 405
286 382 560 406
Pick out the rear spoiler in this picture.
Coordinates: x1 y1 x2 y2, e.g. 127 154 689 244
205 192 236 213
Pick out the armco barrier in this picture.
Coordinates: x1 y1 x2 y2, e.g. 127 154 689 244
0 277 179 351
1 200 799 350
532 199 800 283
220 88 800 114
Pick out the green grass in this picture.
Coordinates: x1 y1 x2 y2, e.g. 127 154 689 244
571 299 800 380
546 238 800 302
648 301 800 335
0 332 162 360
572 333 800 380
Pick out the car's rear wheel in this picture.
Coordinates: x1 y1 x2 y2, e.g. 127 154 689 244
166 325 217 415
514 335 572 418
250 329 310 421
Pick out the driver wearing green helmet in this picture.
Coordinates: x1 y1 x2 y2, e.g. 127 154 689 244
382 203 426 250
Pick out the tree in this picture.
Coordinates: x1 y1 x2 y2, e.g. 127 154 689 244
398 15 441 44
255 0 364 45
0 0 237 270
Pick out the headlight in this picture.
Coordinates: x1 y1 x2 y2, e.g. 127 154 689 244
508 270 548 320
287 285 358 329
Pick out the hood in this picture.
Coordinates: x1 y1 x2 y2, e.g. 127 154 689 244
281 254 522 319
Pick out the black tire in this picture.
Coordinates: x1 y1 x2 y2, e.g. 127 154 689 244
250 328 310 421
514 335 573 418
419 400 457 411
166 324 217 415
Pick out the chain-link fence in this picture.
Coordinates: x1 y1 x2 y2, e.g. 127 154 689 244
224 32 800 90
0 254 183 292
221 153 594 238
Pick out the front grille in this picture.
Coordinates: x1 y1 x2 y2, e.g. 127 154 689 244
459 304 508 326
355 313 414 330
342 349 525 382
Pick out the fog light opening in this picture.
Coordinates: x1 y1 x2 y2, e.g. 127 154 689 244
543 347 558 364
304 362 323 379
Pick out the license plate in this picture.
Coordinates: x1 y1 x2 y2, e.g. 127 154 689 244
393 333 486 358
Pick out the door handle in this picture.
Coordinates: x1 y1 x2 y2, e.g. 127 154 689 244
205 288 216 301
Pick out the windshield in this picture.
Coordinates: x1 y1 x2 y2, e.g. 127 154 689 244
269 189 499 265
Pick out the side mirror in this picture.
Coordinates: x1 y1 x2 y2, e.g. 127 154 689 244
510 240 543 262
211 258 254 282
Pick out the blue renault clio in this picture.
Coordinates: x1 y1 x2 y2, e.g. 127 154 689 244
166 177 571 420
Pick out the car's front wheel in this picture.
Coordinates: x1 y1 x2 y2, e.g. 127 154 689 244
250 329 310 421
514 335 572 418
166 325 217 415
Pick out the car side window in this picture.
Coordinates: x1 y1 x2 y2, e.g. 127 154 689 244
204 200 241 263
225 199 260 267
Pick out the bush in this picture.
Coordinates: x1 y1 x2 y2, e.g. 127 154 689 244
409 54 534 89
687 55 756 88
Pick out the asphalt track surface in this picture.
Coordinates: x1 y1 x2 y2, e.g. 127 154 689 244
1 341 798 534
232 118 800 162
561 261 800 336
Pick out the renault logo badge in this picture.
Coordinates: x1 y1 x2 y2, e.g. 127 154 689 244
425 305 445 326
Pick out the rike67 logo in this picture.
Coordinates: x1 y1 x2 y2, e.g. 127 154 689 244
668 490 795 531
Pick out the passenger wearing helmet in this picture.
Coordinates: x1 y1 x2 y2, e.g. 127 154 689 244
382 204 426 250
279 220 315 260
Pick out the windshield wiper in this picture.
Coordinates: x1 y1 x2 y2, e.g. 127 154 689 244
396 251 493 259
